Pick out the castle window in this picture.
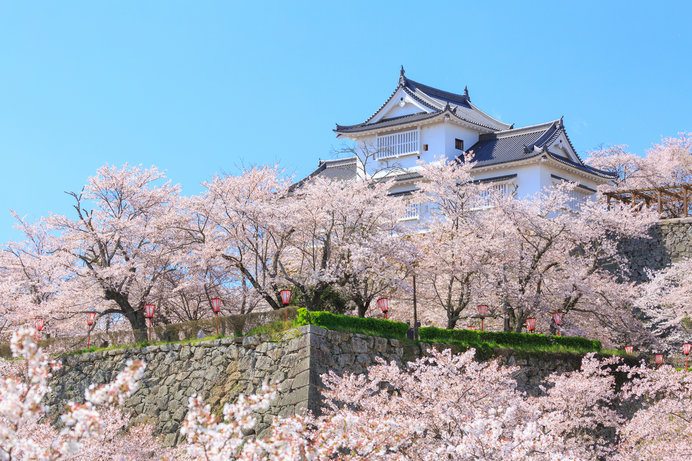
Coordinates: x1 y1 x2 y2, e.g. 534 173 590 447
375 129 419 159
455 138 464 151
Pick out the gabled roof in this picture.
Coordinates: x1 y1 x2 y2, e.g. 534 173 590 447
335 68 511 135
464 119 617 179
290 157 360 191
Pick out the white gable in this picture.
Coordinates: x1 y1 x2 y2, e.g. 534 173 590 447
546 132 579 163
369 87 431 124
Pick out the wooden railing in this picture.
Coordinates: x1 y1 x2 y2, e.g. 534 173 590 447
400 202 421 220
376 129 419 159
604 184 692 219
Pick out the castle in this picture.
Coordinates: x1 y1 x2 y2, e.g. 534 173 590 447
306 68 616 219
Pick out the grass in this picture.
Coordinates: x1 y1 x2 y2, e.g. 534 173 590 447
62 333 228 357
246 318 300 338
315 323 392 338
62 319 304 357
418 338 604 360
602 348 628 357
52 308 614 361
295 308 409 339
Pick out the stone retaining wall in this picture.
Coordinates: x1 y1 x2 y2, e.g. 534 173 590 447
45 325 600 446
46 328 312 446
619 218 692 281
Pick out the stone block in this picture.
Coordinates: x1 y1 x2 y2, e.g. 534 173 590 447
242 335 260 349
351 337 369 354
292 369 310 389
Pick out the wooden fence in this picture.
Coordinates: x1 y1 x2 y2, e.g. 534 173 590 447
604 184 692 219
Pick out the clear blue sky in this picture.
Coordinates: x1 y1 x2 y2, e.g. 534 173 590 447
1 1 691 242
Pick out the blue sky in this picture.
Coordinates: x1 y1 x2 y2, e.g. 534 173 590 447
1 1 691 242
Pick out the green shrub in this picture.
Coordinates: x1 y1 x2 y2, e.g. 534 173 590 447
295 308 409 339
290 286 351 314
246 319 299 339
419 326 601 351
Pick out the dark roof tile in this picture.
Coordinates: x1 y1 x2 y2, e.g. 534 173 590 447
464 121 617 179
336 72 510 134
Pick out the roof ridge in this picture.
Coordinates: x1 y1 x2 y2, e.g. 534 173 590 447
405 78 470 105
362 82 404 125
465 100 512 131
495 119 560 136
402 86 442 112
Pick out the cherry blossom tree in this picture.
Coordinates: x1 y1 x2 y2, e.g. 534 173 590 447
634 257 692 351
586 133 692 189
482 183 657 341
0 326 145 460
182 348 660 460
414 158 501 329
195 166 295 312
615 362 692 460
280 177 407 313
45 164 189 336
0 213 76 338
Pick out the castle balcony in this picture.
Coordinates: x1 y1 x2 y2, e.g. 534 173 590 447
376 129 419 160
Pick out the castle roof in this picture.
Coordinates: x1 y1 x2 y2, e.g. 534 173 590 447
464 119 617 179
335 68 511 134
290 157 360 191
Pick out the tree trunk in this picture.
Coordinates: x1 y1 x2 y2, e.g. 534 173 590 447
412 274 418 340
105 290 148 341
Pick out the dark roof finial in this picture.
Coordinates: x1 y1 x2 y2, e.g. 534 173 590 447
398 65 406 85
464 85 470 101
558 115 564 127
444 102 451 111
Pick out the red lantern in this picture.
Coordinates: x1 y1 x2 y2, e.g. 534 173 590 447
86 312 96 326
552 312 564 336
477 305 489 331
377 297 389 319
279 290 293 322
624 345 634 355
526 318 536 333
85 312 97 347
35 318 45 341
683 343 691 371
210 298 222 336
144 304 156 342
280 290 292 306
655 353 664 368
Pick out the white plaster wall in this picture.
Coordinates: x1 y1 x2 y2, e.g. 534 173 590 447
539 162 602 193
359 121 482 176
382 103 425 119
370 89 429 123
472 163 543 199
442 123 480 162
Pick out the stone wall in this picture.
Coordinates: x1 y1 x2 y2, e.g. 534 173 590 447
45 325 598 446
619 217 692 282
46 328 313 446
1 308 299 359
